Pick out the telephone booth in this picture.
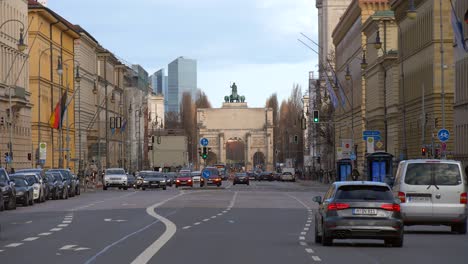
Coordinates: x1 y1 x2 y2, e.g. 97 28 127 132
336 159 352 182
366 152 394 185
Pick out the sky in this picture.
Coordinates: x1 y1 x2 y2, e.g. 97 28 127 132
47 0 319 108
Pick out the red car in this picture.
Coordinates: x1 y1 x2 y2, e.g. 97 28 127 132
175 176 193 187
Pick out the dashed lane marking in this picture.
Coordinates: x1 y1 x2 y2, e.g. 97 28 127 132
23 237 39 242
203 219 210 222
194 222 201 225
63 221 72 224
39 232 52 236
58 224 69 227
305 248 314 254
211 216 217 219
5 243 23 248
301 232 307 235
50 228 62 232
60 245 77 250
299 236 305 240
217 213 223 216
312 256 322 262
306 223 311 227
299 242 308 246
182 226 191 230
304 227 309 231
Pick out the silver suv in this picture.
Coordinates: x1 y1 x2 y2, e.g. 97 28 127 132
103 168 128 190
393 159 467 234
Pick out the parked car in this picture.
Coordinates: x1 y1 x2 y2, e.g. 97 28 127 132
392 159 467 234
11 173 46 203
43 173 57 200
49 172 68 199
12 177 34 206
102 168 128 190
280 172 296 182
48 169 76 197
15 169 48 201
313 181 403 247
258 171 274 181
0 168 16 210
233 173 249 185
16 168 46 181
0 189 4 211
139 171 167 190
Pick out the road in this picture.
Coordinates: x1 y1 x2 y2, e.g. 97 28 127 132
1 180 467 263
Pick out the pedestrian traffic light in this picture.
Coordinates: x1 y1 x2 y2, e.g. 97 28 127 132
313 110 319 123
202 147 207 160
27 153 31 161
421 147 427 156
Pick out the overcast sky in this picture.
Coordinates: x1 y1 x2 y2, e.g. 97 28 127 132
47 0 319 107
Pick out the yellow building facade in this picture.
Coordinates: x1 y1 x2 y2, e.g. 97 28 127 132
28 2 80 170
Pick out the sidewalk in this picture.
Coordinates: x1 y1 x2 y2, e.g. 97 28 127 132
296 179 331 189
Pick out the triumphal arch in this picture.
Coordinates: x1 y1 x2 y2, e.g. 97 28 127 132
197 83 274 171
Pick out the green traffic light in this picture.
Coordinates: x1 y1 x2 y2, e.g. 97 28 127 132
314 118 318 123
202 154 207 159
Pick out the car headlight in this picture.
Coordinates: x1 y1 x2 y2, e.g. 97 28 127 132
143 180 148 183
1 186 7 192
161 180 166 183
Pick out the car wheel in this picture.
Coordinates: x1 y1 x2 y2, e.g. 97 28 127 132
103 186 108 191
23 195 29 207
118 187 122 190
162 186 167 190
142 188 146 191
385 235 404 247
123 187 128 190
314 223 322 243
321 226 332 246
29 195 34 205
452 221 467 234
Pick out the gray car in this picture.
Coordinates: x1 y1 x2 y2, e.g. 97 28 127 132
313 181 403 247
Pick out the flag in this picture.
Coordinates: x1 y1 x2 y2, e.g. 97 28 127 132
451 4 468 53
49 90 67 129
325 77 338 108
119 119 127 133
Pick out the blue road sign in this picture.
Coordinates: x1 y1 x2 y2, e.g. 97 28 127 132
202 170 211 179
438 129 450 142
350 153 357 161
363 135 382 141
363 130 381 137
200 138 209 146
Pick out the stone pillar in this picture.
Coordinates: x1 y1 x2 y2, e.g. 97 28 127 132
219 133 225 164
266 132 272 171
246 133 251 171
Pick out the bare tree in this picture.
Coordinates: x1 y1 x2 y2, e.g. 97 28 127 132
266 93 279 165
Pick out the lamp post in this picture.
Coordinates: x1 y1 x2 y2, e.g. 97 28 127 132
1 19 27 170
151 115 163 169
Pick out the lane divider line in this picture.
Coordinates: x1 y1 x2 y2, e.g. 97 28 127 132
23 237 39 242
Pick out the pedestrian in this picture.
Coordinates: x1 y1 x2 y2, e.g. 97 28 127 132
351 169 360 181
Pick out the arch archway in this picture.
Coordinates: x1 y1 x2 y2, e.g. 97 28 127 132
226 138 245 171
206 151 218 166
253 151 265 170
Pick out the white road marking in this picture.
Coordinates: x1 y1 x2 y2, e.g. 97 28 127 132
299 236 305 240
58 224 69 227
305 248 314 254
194 222 201 225
228 220 235 224
182 226 191 230
25 221 33 224
74 247 90 251
286 194 311 210
301 232 307 235
23 237 39 241
299 241 308 246
5 243 23 247
104 219 112 222
312 256 322 261
131 192 185 264
38 232 52 236
211 216 217 219
304 227 309 231
217 213 223 216
0 249 4 252
307 220 312 223
306 223 311 227
63 221 72 224
50 228 62 232
222 211 228 213
203 219 210 222
60 245 77 250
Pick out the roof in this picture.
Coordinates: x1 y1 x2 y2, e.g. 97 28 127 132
333 181 390 187
399 159 461 164
74 25 99 44
28 0 80 38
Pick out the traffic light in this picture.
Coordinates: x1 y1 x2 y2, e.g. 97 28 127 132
313 110 319 123
202 147 207 160
465 8 468 24
27 153 31 161
421 147 427 156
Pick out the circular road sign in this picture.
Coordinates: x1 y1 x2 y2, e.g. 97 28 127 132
202 170 211 179
437 129 450 142
200 138 209 146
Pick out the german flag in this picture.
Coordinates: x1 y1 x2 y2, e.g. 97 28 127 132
49 90 67 129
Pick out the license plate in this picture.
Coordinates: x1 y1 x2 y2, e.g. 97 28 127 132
353 209 378 215
408 196 431 203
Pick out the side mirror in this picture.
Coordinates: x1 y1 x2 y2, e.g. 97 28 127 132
312 196 322 204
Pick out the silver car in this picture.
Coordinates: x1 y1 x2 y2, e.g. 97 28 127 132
392 159 467 234
103 168 128 190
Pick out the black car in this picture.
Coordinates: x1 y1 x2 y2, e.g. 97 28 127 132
258 171 274 181
49 172 68 199
127 173 137 188
312 181 404 247
48 169 76 197
44 173 57 200
139 171 167 190
12 177 34 206
233 173 249 185
0 168 16 210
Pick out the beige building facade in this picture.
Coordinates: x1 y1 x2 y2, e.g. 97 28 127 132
197 102 274 171
0 0 31 170
391 0 455 159
453 0 468 165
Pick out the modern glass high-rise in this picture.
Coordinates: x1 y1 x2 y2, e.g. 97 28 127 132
151 69 166 95
167 57 197 113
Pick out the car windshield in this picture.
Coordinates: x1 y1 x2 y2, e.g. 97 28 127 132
335 185 393 201
106 169 125 175
405 163 462 186
236 173 247 176
25 175 38 184
179 173 191 177
13 178 28 187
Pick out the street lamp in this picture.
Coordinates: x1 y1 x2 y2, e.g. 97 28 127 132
360 52 368 70
374 30 382 50
0 19 27 51
345 65 351 81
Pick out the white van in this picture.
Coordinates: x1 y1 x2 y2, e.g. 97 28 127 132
393 159 467 234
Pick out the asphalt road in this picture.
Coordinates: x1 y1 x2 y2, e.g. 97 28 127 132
1 180 467 264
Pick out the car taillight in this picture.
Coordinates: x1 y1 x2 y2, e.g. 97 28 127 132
188 179 192 182
461 193 467 204
398 192 406 203
327 203 350 210
381 204 401 212
176 180 180 183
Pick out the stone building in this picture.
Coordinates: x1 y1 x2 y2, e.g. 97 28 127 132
0 0 31 170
